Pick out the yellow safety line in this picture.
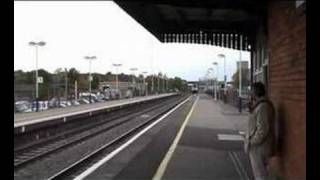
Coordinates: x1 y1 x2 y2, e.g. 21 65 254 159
152 95 199 180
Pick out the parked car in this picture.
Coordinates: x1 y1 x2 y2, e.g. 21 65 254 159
78 98 90 104
38 101 49 110
125 89 133 99
59 103 67 108
15 101 32 113
102 88 122 100
49 97 61 108
80 92 98 103
30 101 49 111
71 100 81 106
60 100 72 107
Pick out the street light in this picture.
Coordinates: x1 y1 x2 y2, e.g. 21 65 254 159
84 56 97 103
239 35 243 98
142 71 148 96
218 53 226 98
130 68 138 97
213 62 219 101
29 41 46 112
208 68 214 98
205 70 210 91
112 63 122 92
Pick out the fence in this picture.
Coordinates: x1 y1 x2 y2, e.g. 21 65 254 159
206 88 250 112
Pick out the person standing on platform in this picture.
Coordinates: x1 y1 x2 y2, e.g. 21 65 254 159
245 82 276 180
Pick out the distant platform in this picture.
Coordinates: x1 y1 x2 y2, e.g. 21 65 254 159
14 93 177 129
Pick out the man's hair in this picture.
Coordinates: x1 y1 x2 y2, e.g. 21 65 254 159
252 82 266 97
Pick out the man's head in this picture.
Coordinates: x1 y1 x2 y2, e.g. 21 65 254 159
252 82 266 98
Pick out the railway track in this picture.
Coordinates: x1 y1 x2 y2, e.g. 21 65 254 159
14 95 175 150
14 94 188 172
47 94 190 179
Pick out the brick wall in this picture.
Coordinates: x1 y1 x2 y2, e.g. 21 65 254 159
267 1 305 179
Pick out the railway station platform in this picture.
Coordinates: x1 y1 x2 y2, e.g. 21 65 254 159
156 94 253 179
84 94 254 180
14 93 177 131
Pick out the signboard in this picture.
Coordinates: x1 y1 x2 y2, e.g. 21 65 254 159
37 77 43 83
89 75 93 81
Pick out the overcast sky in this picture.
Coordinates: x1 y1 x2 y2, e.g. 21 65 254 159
14 1 250 81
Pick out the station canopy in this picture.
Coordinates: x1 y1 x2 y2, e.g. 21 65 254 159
114 0 267 51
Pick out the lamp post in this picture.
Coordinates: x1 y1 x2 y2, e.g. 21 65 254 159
29 41 46 112
130 67 138 97
208 68 214 98
239 35 243 98
157 73 160 94
84 56 97 103
112 63 122 92
142 71 148 96
213 62 218 101
218 53 226 89
218 54 226 103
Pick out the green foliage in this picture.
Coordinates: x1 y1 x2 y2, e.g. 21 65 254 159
169 77 188 92
15 68 188 99
68 68 80 83
91 74 100 90
14 70 34 84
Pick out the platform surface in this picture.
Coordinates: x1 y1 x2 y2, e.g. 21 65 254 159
86 94 254 180
161 94 253 179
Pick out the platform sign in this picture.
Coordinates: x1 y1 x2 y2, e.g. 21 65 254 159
37 76 43 83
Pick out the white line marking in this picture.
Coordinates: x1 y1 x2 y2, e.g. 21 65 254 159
152 95 199 180
217 134 244 141
72 96 191 180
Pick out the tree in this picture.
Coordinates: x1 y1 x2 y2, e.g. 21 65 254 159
91 73 100 90
38 69 51 99
105 72 113 81
68 68 80 84
53 68 68 99
54 68 64 76
170 77 188 92
14 70 34 84
78 74 88 91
